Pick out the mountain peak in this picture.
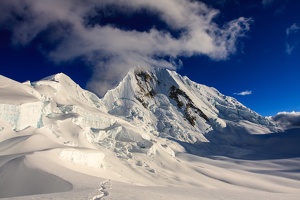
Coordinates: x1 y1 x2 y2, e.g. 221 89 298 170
39 72 72 83
102 67 276 143
0 74 41 104
0 69 277 145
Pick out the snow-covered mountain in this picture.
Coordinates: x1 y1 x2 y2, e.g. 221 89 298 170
102 68 277 143
0 68 277 152
1 69 300 199
0 68 279 155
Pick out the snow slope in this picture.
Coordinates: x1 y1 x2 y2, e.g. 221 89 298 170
102 68 277 145
0 69 299 199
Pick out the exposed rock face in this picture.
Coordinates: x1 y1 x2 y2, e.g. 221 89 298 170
169 85 209 126
102 68 277 144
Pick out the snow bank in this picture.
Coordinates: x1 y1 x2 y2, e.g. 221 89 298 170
1 69 299 200
0 156 72 198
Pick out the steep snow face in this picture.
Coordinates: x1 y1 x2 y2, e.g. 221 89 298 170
0 72 158 159
102 68 277 143
33 73 103 109
0 75 41 104
0 69 276 155
0 73 109 131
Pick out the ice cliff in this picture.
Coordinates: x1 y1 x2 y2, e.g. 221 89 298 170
0 69 277 160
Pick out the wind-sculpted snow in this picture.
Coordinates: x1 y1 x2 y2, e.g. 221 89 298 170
0 68 277 149
0 72 158 161
34 73 103 109
1 69 300 199
0 75 41 104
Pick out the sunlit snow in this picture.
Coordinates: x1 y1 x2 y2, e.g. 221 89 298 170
0 69 299 199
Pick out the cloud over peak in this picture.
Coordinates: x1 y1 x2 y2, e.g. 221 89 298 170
0 0 252 96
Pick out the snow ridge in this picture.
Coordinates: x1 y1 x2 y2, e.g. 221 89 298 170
0 68 277 146
102 68 276 144
2 68 300 200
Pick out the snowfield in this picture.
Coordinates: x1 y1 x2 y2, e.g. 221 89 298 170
0 69 300 199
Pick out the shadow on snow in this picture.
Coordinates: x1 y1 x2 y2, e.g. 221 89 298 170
170 128 300 160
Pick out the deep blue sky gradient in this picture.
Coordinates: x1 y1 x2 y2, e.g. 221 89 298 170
0 0 299 116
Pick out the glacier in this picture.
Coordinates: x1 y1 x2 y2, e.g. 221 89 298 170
1 68 300 199
0 68 278 152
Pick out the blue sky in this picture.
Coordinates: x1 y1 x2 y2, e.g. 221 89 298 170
0 0 299 116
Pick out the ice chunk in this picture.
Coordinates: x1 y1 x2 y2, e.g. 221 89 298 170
0 102 42 131
59 149 105 168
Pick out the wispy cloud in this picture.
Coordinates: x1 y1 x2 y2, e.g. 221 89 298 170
286 23 300 36
285 43 294 55
262 0 274 7
234 90 252 96
262 0 288 15
285 23 300 55
0 0 252 96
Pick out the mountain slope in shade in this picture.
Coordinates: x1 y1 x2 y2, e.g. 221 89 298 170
0 69 299 199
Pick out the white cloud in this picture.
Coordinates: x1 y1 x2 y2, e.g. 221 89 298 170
0 0 252 96
286 23 300 36
234 90 252 96
272 111 300 128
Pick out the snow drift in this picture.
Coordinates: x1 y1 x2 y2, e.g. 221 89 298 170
0 69 299 199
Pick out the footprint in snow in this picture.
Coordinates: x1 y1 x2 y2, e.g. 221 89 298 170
91 180 111 200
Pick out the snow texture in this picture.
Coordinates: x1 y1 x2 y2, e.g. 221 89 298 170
0 68 299 199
